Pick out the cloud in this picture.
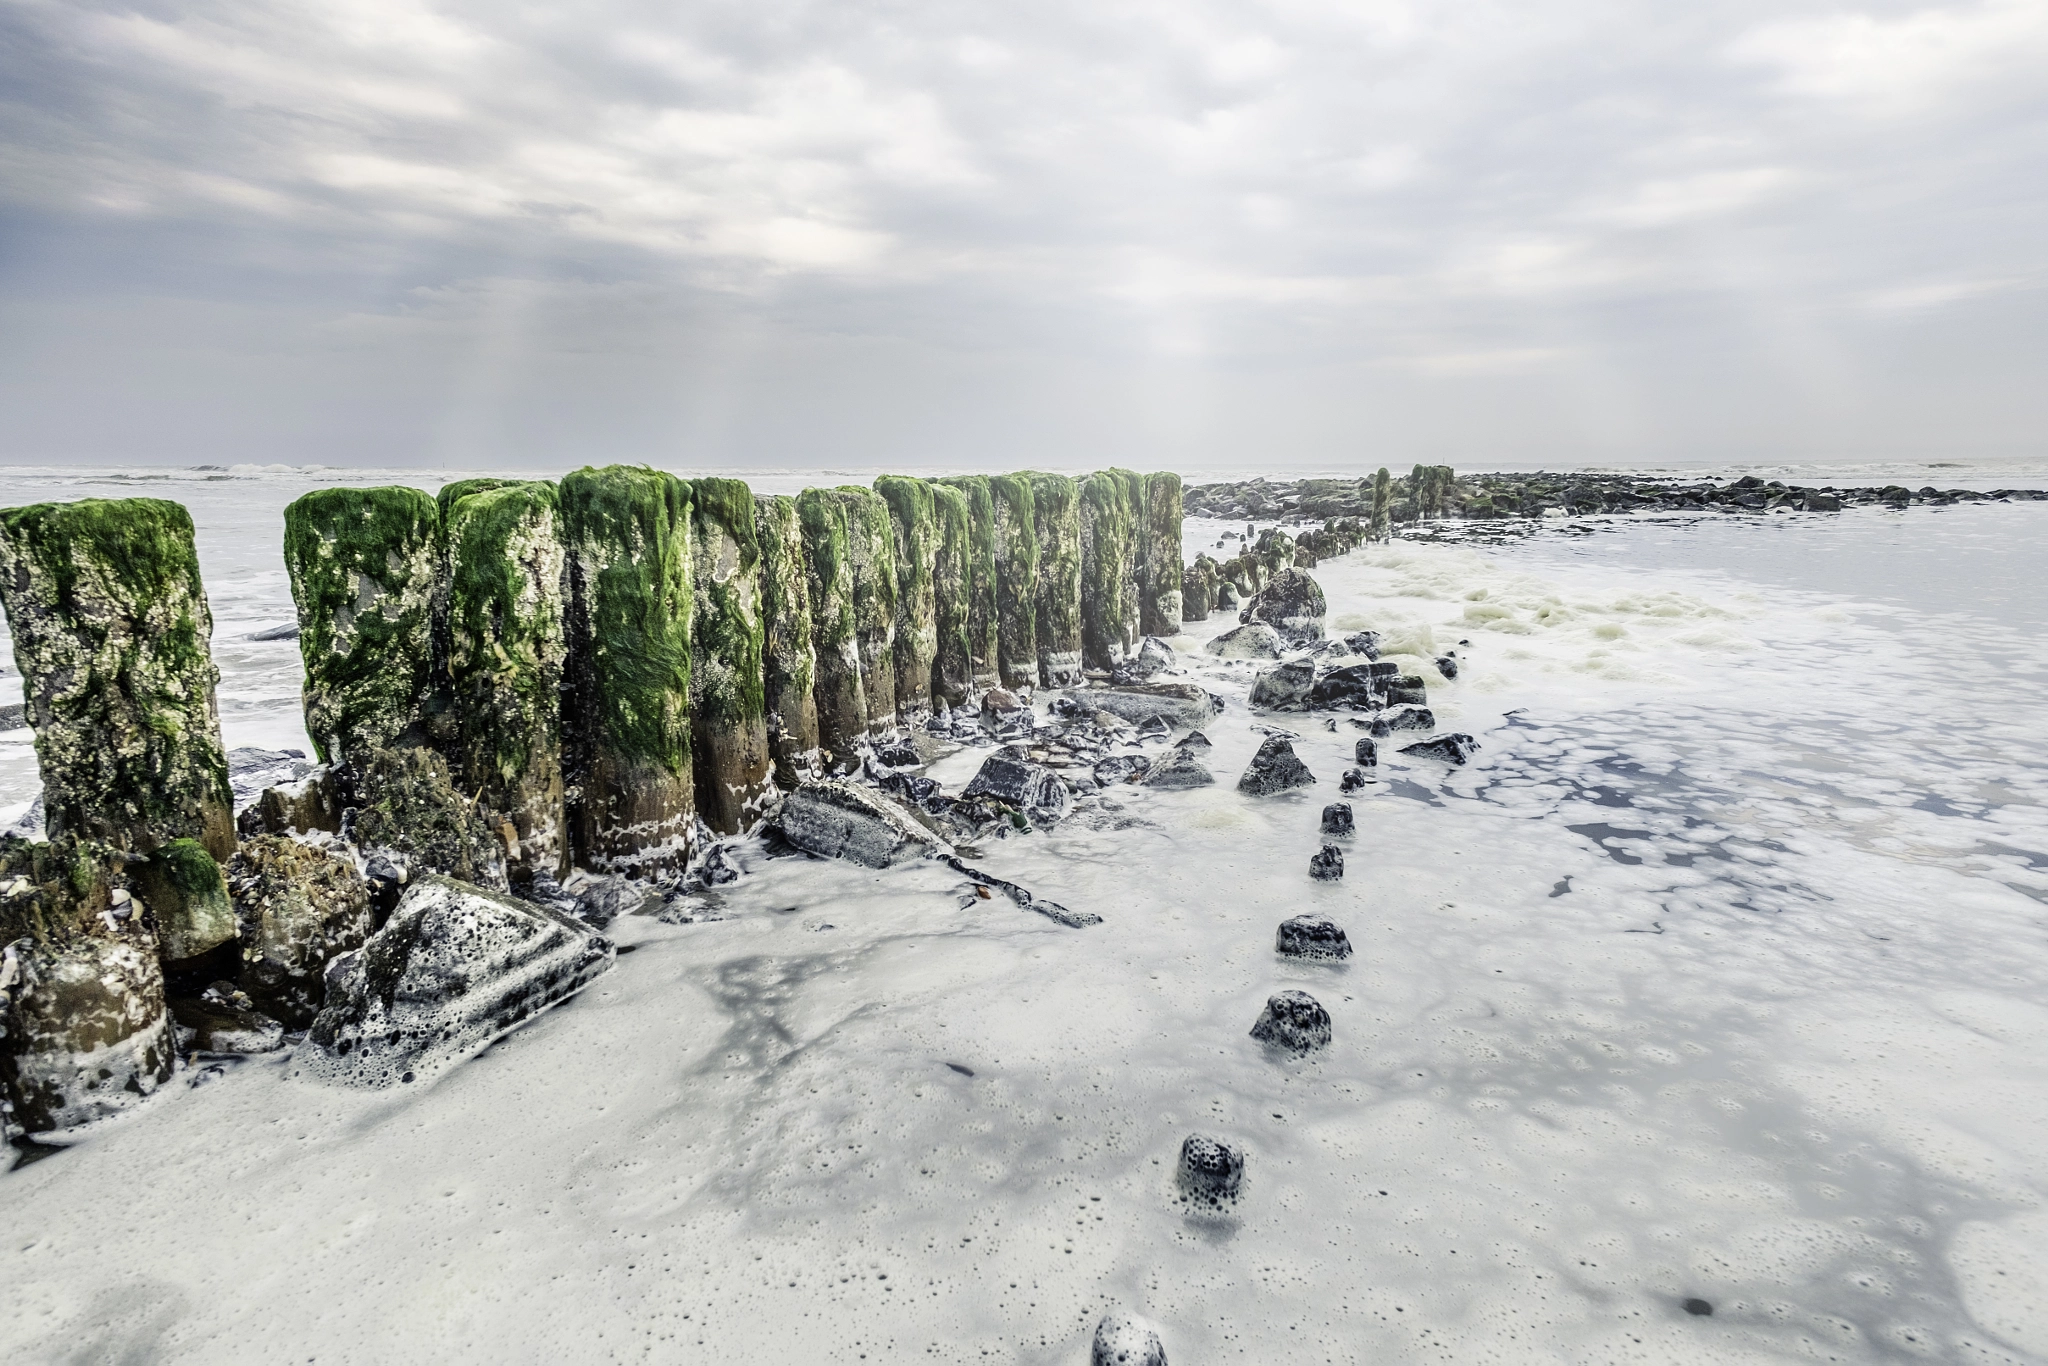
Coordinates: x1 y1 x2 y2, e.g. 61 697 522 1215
1731 0 2048 114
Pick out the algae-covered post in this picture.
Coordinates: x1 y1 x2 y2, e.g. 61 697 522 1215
0 496 235 859
685 478 773 835
875 475 939 725
755 494 820 786
1078 468 1140 670
1369 467 1393 541
559 466 697 878
1027 472 1083 687
283 486 442 770
929 481 974 709
442 480 568 880
1181 554 1218 622
1140 471 1184 637
988 473 1040 690
935 475 1000 693
798 488 867 767
842 487 901 732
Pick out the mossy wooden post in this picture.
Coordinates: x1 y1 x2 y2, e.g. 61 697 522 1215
442 480 568 881
1138 472 1184 637
875 476 938 724
1181 554 1219 622
686 478 773 835
1078 468 1140 670
559 466 696 878
929 482 974 708
988 474 1039 690
935 475 999 693
842 487 900 731
283 487 442 770
1370 467 1393 542
797 489 866 767
756 495 819 786
0 497 235 860
1024 472 1083 687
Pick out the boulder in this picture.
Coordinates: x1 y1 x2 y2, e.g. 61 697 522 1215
246 767 344 838
1 929 174 1133
1343 630 1382 658
1307 663 1381 710
1387 675 1429 707
1092 1310 1168 1366
1384 705 1434 732
130 837 235 967
1140 747 1214 789
1308 844 1344 880
298 875 615 1089
1320 803 1354 837
1214 580 1239 610
1135 636 1175 677
962 754 1071 824
1803 493 1844 512
1249 660 1315 711
1237 736 1315 795
171 982 284 1054
1434 653 1459 680
1338 767 1367 794
1203 622 1282 659
1093 754 1150 786
227 835 374 1028
1175 730 1213 751
343 746 507 891
777 781 951 868
1177 1133 1245 1207
1276 914 1351 959
1401 733 1480 765
0 497 236 858
1239 568 1326 645
1250 989 1331 1054
1085 684 1214 730
1354 737 1378 767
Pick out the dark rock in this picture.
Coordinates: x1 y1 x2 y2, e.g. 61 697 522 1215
1248 660 1315 711
1338 767 1367 793
1276 914 1351 959
1320 803 1354 836
1214 581 1239 609
1203 622 1282 659
1092 1310 1168 1366
1803 493 1843 512
1140 747 1214 789
1237 736 1315 795
1308 662 1382 710
1134 636 1175 676
0 702 24 730
227 836 374 1028
1239 568 1327 645
342 746 507 892
1354 737 1378 766
1343 631 1382 658
777 780 951 867
1135 715 1171 742
1175 730 1212 751
878 770 942 807
1086 683 1214 729
1387 676 1428 706
571 875 648 927
299 875 615 1089
1 925 174 1133
1308 844 1344 880
1250 989 1332 1054
248 767 343 838
963 754 1071 823
1400 732 1480 765
1434 654 1459 680
226 747 313 809
871 740 922 769
1384 705 1434 732
1176 1133 1245 1206
171 982 284 1054
246 622 301 642
1093 754 1150 786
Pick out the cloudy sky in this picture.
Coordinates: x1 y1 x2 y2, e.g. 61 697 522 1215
1 0 2043 472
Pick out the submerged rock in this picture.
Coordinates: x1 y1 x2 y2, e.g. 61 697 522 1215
777 781 951 868
1320 803 1354 837
1276 914 1352 959
1176 1133 1246 1206
688 477 775 832
1344 630 1383 658
1387 675 1429 707
1308 844 1344 881
962 754 1071 824
1354 737 1379 767
1384 705 1435 733
0 496 236 858
1435 653 1459 680
1251 989 1332 1054
299 875 615 1089
1203 622 1283 659
1308 663 1383 710
1401 733 1481 765
1086 683 1215 730
1237 736 1315 795
1249 659 1315 711
1239 568 1326 645
1140 746 1214 789
227 835 374 1028
1092 1310 1168 1366
1338 767 1367 793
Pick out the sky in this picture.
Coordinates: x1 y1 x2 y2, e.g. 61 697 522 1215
0 0 2043 473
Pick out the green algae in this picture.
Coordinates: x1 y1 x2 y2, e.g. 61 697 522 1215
755 494 819 784
797 487 866 765
935 475 999 691
1078 469 1140 669
1024 472 1082 687
987 474 1039 690
1370 468 1394 541
1181 554 1219 622
842 487 900 730
0 835 126 952
687 477 772 834
130 837 234 965
558 466 696 876
875 475 939 719
0 497 235 859
1139 472 1184 637
929 482 973 707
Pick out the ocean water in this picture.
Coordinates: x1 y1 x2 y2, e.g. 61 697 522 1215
2 467 2046 1364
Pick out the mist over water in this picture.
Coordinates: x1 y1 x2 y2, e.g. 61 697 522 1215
3 467 2046 1363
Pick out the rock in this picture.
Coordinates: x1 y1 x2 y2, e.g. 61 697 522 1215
870 739 922 770
989 474 1041 690
227 835 374 1028
1276 914 1351 959
1387 675 1428 707
928 482 976 708
171 982 284 1054
1320 803 1354 837
1214 580 1239 609
1181 555 1218 623
1354 737 1378 766
1135 715 1170 742
1307 662 1382 710
1093 754 1150 786
935 475 1003 693
1176 1133 1245 1206
130 837 235 966
876 475 942 722
1 928 174 1133
1139 472 1184 636
1251 989 1331 1054
561 466 698 877
0 702 24 730
1249 659 1316 711
1078 469 1142 671
962 754 1071 824
1239 567 1326 645
1434 653 1459 680
1140 747 1214 789
0 496 236 858
1086 683 1214 730
1175 730 1212 751
1135 635 1176 677
777 780 951 867
1401 732 1480 765
756 494 822 785
1237 736 1315 795
298 874 615 1089
1204 621 1282 659
1027 472 1085 688
1343 630 1382 658
522 868 583 919
1092 1310 1168 1366
442 479 572 876
247 767 343 838
1338 767 1367 793
343 746 507 891
1384 705 1434 732
226 747 314 810
571 875 648 927
1308 844 1344 880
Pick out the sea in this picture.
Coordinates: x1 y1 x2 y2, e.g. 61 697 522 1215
1 457 2045 1364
